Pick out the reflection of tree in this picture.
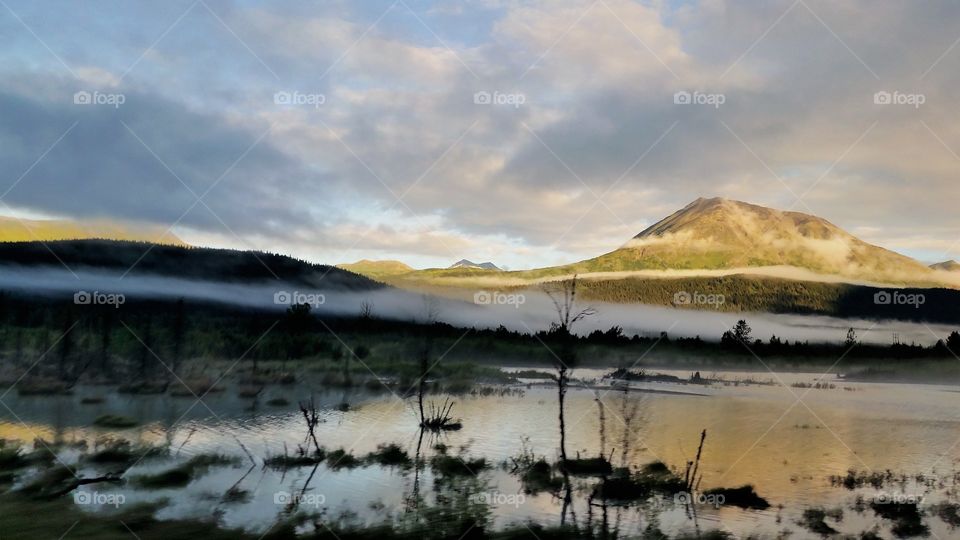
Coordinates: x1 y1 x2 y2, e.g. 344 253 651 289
541 275 595 531
399 440 491 539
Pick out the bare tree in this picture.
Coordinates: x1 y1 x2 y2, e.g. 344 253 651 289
540 275 595 466
417 295 440 426
359 299 374 320
542 274 596 335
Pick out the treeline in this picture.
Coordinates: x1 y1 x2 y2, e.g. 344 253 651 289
576 275 960 324
1 291 958 388
0 239 381 288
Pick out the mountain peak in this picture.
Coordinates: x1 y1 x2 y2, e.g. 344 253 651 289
634 197 817 241
450 259 500 271
931 260 960 272
600 197 932 282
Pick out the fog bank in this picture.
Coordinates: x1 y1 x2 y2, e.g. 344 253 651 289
0 265 951 346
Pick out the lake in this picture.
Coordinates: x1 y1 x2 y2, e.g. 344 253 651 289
2 366 959 538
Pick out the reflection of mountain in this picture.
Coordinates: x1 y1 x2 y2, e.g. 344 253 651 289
0 216 186 245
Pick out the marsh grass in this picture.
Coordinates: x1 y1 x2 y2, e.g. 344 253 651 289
365 443 412 467
798 508 839 536
430 454 488 477
326 448 362 469
264 452 324 469
561 456 612 476
0 495 260 539
16 379 71 396
870 500 928 537
704 485 770 510
133 453 239 488
0 443 27 471
598 463 685 501
84 438 166 466
93 414 139 428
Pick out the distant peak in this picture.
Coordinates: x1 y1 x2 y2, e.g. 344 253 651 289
449 259 500 271
931 260 960 271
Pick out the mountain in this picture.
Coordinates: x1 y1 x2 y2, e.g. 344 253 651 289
0 216 186 245
931 260 960 272
449 259 500 271
338 259 414 278
557 197 934 284
0 239 380 290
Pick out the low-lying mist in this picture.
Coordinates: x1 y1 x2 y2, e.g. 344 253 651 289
0 264 951 346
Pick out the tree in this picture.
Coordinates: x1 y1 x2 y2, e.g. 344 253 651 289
347 344 370 386
845 328 858 348
722 319 752 347
171 298 186 375
57 313 74 381
541 275 595 465
947 331 960 352
417 296 440 426
283 303 313 358
359 300 374 321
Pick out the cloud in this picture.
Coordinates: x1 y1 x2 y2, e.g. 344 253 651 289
1 0 959 269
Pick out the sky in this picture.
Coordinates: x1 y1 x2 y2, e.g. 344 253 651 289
1 0 958 270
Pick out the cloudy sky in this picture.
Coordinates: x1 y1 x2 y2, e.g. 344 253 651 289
1 0 958 269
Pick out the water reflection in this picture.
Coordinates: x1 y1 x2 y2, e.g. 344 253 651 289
3 370 960 537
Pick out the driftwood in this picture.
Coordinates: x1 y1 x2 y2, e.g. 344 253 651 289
49 472 124 498
299 397 323 455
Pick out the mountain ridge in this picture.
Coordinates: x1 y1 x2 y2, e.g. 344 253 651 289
0 216 186 246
